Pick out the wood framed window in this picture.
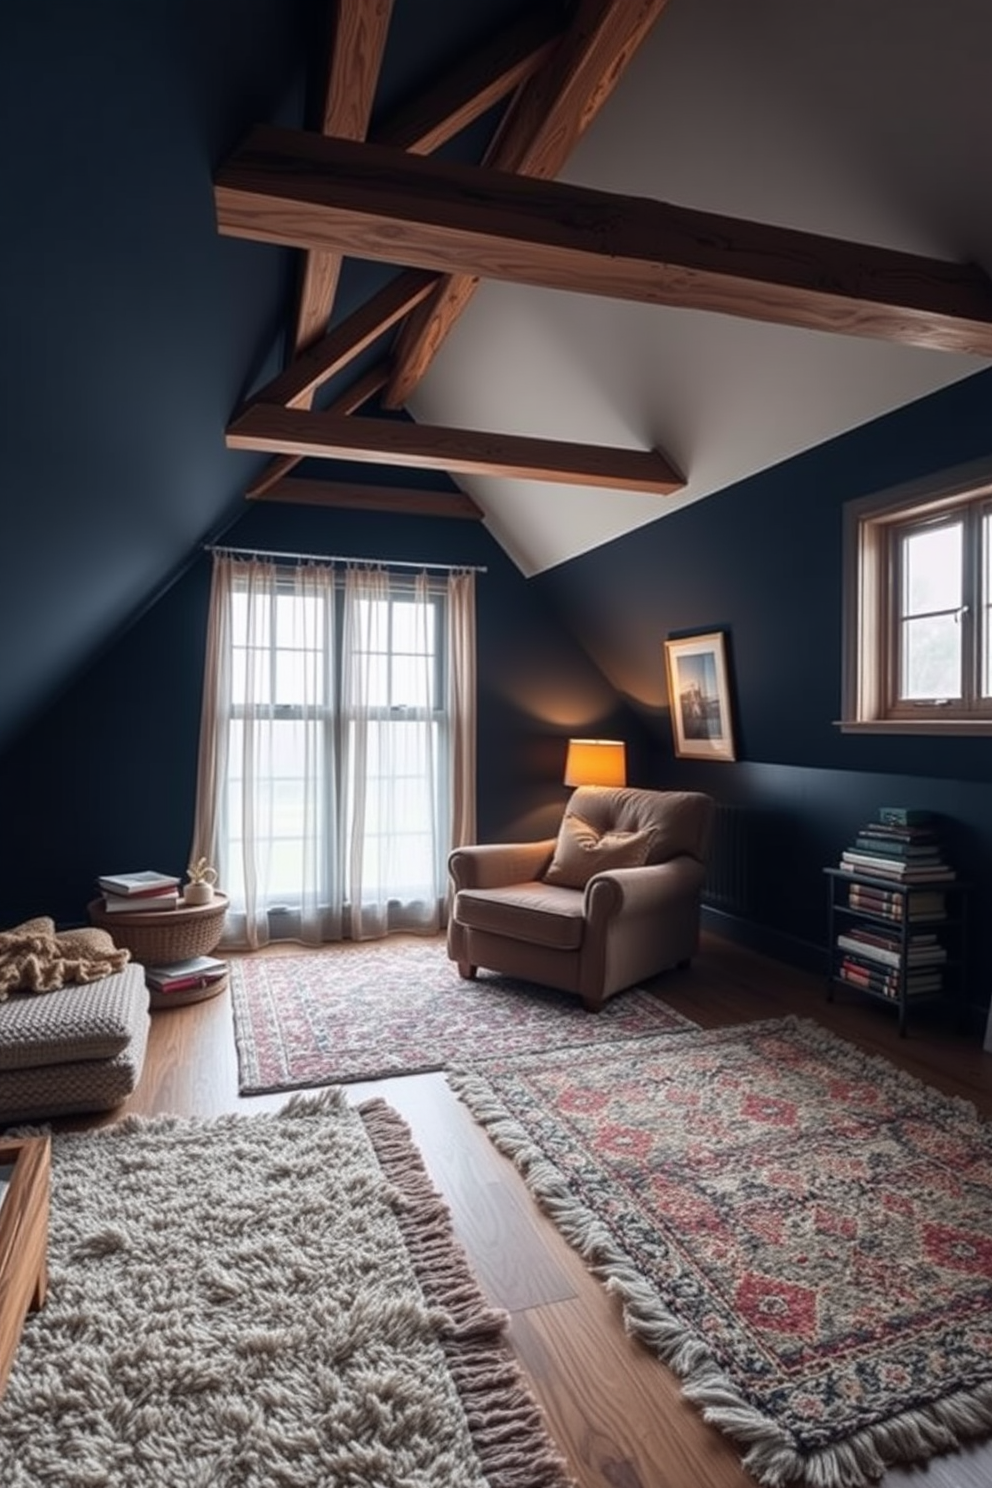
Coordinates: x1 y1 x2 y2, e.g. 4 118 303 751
841 458 992 734
222 564 453 929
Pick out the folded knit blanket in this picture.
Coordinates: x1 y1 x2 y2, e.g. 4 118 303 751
0 916 130 1001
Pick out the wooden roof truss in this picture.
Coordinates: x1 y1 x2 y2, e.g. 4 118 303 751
215 0 992 517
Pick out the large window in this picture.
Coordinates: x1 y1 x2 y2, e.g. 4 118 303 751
191 556 476 947
226 579 333 908
842 461 992 733
341 585 448 907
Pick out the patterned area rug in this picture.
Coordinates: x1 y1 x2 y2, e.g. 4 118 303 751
0 1092 574 1488
450 1016 992 1488
230 939 696 1093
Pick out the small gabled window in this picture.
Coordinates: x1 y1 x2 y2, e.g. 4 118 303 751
842 461 992 734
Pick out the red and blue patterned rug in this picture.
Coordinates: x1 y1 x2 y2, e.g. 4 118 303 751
230 939 697 1093
450 1016 992 1488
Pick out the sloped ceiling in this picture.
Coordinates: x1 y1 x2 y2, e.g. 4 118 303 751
215 0 992 574
1 0 990 752
402 0 992 572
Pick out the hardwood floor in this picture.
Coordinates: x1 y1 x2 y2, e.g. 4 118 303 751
68 931 992 1488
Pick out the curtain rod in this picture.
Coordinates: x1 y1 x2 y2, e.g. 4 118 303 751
204 543 486 574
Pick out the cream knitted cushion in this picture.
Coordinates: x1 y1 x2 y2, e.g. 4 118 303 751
0 964 147 1070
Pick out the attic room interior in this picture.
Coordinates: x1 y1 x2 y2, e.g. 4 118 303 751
2 1 992 1485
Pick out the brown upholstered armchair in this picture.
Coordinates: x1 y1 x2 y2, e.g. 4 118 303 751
446 786 715 1011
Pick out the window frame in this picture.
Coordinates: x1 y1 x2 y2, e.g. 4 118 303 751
344 578 447 719
223 566 452 916
841 457 992 735
223 576 338 911
341 579 451 900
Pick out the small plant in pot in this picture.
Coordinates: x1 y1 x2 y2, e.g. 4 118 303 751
185 857 218 906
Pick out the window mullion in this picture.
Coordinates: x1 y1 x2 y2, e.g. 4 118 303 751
960 505 978 707
976 504 992 705
884 524 902 714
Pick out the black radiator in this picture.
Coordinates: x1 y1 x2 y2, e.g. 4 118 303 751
703 803 748 916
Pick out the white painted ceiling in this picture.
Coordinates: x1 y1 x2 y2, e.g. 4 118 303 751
409 0 992 576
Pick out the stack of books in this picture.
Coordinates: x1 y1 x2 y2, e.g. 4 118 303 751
97 870 182 913
835 924 947 1000
144 955 228 997
847 881 946 923
837 808 955 884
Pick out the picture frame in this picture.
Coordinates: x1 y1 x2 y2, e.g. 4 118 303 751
664 631 737 762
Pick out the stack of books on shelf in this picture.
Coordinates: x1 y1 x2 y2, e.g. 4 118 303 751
847 880 946 923
837 807 956 884
97 870 182 913
144 955 228 997
835 924 947 1001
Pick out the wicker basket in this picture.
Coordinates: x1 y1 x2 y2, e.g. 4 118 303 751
88 893 229 965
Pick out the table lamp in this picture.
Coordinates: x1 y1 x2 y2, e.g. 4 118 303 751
563 738 627 789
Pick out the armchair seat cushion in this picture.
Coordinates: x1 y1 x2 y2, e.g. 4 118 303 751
454 882 586 950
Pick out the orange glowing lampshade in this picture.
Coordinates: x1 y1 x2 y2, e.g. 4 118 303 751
563 738 627 788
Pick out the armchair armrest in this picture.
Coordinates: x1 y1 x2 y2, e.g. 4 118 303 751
448 839 557 891
584 856 705 924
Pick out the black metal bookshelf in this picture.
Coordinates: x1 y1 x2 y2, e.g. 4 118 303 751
823 867 968 1037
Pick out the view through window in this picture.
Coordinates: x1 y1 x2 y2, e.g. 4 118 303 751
224 574 448 918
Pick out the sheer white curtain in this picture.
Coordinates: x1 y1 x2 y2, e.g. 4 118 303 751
190 553 476 949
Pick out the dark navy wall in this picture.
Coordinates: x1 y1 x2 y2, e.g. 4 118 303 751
0 0 535 753
0 502 649 929
0 0 315 750
537 367 992 1019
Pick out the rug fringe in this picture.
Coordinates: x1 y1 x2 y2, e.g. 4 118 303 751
357 1096 576 1488
448 1066 992 1488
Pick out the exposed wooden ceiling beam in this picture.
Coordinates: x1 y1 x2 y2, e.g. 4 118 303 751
248 475 483 519
384 0 673 407
227 405 685 494
292 0 394 362
371 4 563 155
242 268 438 414
488 0 672 178
244 363 390 499
215 128 992 357
287 4 558 411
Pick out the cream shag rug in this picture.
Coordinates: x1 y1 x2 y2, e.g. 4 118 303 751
0 1093 574 1488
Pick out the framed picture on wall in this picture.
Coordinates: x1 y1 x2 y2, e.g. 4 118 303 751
664 631 737 762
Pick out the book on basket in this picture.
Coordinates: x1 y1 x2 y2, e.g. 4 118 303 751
97 870 182 897
144 955 228 993
102 889 181 913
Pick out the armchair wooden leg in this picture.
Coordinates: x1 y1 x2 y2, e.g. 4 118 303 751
457 961 478 980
